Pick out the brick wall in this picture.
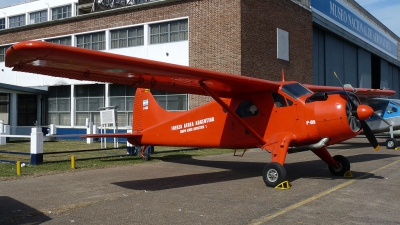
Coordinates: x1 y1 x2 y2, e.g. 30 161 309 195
0 0 313 109
241 0 313 84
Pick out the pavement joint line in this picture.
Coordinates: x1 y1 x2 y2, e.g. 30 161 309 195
249 158 400 225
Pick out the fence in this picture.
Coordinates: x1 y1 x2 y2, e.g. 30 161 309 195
0 120 129 165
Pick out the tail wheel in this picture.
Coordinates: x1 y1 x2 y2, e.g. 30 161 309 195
141 145 153 161
328 155 350 176
262 162 287 187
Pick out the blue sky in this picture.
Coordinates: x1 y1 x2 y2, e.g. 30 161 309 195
355 0 400 37
0 0 399 37
0 0 27 8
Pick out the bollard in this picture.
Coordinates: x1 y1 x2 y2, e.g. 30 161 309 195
16 161 21 176
30 127 44 165
71 156 76 169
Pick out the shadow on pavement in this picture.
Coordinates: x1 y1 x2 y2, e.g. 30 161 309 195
113 153 399 191
0 196 51 225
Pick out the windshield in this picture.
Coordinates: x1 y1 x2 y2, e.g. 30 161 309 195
281 83 312 99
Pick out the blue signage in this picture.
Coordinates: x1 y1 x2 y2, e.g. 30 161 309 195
311 0 397 59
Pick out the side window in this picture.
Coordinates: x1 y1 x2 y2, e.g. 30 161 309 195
272 92 287 108
235 101 259 118
272 92 294 107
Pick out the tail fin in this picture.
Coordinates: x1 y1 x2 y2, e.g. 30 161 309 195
133 88 182 131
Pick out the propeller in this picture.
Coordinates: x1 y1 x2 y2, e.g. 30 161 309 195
334 72 380 151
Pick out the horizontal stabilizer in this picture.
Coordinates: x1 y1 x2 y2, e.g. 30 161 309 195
80 132 142 139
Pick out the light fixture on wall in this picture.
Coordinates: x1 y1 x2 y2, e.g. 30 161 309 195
166 52 169 56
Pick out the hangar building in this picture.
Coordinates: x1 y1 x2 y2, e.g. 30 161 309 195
0 0 399 135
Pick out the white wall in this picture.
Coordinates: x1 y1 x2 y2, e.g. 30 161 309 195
1 1 189 89
0 0 78 25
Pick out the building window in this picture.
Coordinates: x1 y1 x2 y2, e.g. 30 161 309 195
76 32 106 50
46 36 72 46
30 10 48 24
110 26 144 49
52 5 72 20
151 90 188 111
0 18 5 29
109 84 135 127
150 19 188 44
9 14 26 28
75 84 104 126
47 86 71 126
0 93 9 124
0 46 10 62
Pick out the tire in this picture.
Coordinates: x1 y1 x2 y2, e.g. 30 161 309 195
328 155 350 176
143 146 152 161
386 138 398 149
262 162 287 187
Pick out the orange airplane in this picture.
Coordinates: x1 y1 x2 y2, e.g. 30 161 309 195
5 41 395 189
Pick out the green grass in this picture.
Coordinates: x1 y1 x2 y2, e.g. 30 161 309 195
0 139 234 180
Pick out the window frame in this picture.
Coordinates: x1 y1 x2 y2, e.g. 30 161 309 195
75 84 105 126
0 18 5 29
9 14 26 28
30 10 48 24
52 5 72 20
76 32 106 50
110 26 144 49
149 19 188 44
0 46 10 62
46 36 72 46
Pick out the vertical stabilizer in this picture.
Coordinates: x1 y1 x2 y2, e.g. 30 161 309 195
133 88 182 131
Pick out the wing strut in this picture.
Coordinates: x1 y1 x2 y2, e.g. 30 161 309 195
199 82 266 146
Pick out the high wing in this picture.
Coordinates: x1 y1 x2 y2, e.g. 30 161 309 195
5 41 280 98
5 41 395 98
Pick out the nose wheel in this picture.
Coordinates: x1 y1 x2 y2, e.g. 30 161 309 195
262 162 287 188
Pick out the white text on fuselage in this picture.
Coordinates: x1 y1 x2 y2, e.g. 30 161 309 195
171 117 215 134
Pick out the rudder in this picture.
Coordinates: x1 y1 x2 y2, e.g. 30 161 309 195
133 88 182 131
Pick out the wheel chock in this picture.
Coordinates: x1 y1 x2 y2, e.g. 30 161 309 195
343 170 353 178
274 181 291 190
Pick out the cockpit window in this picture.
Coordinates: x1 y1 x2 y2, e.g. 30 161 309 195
271 92 287 108
281 83 312 99
235 100 259 118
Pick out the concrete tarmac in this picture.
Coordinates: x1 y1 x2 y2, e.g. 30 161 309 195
1 136 400 224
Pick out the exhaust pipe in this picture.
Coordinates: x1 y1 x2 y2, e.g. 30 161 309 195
288 138 330 154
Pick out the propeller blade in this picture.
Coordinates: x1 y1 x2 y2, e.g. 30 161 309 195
361 120 380 151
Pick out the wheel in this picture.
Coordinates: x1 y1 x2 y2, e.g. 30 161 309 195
142 146 152 161
262 162 287 187
143 153 150 161
328 155 350 176
386 138 398 149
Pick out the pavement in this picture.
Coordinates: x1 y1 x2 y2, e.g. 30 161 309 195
1 135 400 224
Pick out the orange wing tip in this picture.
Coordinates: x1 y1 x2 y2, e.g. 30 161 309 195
274 180 291 190
375 145 380 151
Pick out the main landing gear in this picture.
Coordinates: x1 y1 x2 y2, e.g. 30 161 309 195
262 163 290 189
262 154 352 189
328 155 351 177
